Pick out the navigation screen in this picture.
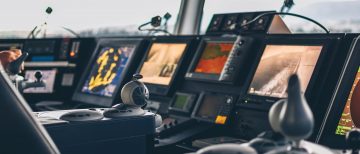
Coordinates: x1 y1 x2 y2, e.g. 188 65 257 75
23 70 56 93
81 45 136 97
172 94 189 110
248 45 322 98
336 67 360 135
196 94 227 120
0 43 22 51
139 43 187 85
194 43 233 74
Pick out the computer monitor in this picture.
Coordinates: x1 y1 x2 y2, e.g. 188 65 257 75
72 38 144 107
0 43 22 51
23 70 57 93
137 38 193 95
317 36 360 148
168 92 197 115
247 45 323 98
186 37 236 82
191 92 235 124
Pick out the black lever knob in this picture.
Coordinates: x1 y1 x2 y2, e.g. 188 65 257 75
346 128 360 154
34 71 43 82
7 52 28 75
132 74 143 80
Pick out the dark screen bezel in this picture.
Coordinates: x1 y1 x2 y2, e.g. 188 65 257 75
168 92 197 114
239 36 335 110
136 37 193 96
72 38 143 107
185 36 236 82
191 91 234 123
316 36 360 148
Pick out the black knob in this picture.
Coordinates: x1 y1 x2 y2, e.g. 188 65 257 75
34 71 43 82
45 7 53 14
132 74 143 80
346 128 360 153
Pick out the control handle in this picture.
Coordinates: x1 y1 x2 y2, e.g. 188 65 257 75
7 52 28 75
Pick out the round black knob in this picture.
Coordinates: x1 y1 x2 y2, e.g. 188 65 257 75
132 74 143 80
346 128 360 152
45 7 53 14
34 71 43 82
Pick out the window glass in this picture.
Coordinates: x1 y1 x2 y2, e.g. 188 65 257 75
202 0 359 33
0 0 182 38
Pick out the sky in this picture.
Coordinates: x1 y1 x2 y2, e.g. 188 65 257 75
0 0 357 32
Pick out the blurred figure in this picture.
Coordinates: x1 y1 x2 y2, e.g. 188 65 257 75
0 49 23 71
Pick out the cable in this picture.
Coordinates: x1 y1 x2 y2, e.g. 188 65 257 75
61 26 81 38
240 12 330 34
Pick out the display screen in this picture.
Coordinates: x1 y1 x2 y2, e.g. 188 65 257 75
23 70 56 93
139 43 187 85
196 94 228 120
335 67 360 135
194 42 233 74
172 94 189 109
248 45 322 98
0 43 22 51
81 45 136 97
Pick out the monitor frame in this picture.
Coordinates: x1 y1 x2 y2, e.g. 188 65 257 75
136 37 194 96
191 91 235 124
168 92 197 115
185 36 236 83
72 38 144 107
316 36 360 148
238 36 336 110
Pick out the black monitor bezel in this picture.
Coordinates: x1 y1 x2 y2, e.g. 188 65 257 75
191 91 235 124
136 37 194 96
185 36 236 82
168 92 197 115
72 38 143 107
316 36 360 148
239 36 335 110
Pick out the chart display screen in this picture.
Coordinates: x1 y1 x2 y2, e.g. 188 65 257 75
23 70 56 93
194 43 233 74
196 94 228 120
81 45 136 97
336 67 360 135
139 43 187 85
172 94 190 110
248 45 322 98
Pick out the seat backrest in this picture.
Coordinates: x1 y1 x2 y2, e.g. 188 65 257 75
0 65 60 154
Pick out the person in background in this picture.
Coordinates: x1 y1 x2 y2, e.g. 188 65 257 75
0 49 23 71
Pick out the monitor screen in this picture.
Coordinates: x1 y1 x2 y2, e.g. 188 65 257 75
80 45 136 97
335 66 360 135
0 43 22 51
170 92 196 113
196 94 226 120
194 42 233 74
247 45 323 98
139 43 187 85
23 70 56 93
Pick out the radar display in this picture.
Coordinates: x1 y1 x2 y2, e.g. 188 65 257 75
81 45 135 97
336 67 360 135
248 45 322 98
194 43 233 74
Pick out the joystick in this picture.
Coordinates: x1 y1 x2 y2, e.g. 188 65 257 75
346 128 360 154
103 74 149 118
35 71 43 82
6 52 46 93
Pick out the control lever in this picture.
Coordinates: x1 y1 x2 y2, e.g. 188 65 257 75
346 128 360 154
6 52 28 75
20 71 46 92
279 74 314 150
35 71 43 82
